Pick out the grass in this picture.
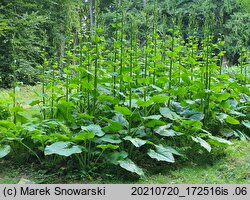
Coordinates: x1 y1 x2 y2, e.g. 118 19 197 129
0 85 42 104
0 85 42 120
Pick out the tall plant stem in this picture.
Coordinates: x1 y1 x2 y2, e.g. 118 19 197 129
152 0 157 85
87 49 91 114
11 34 17 124
19 140 42 164
203 21 212 123
65 71 69 102
144 13 149 116
168 17 175 108
42 56 47 120
93 0 99 116
113 5 118 97
51 65 55 118
79 37 84 112
128 17 134 135
119 0 124 99
12 60 17 124
93 40 98 116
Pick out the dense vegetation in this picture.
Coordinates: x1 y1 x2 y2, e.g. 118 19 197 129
0 0 249 180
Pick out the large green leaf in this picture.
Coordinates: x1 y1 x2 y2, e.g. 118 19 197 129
229 110 246 117
118 159 144 176
154 125 182 137
217 92 230 102
81 124 104 137
219 128 237 138
115 106 132 115
73 131 95 141
102 118 123 133
189 113 205 121
0 145 11 158
151 95 169 103
191 137 211 152
44 142 82 157
160 107 181 120
145 119 166 128
112 113 128 127
98 95 119 104
0 121 15 129
136 99 153 107
98 134 122 144
147 148 175 163
32 134 50 143
182 110 204 121
242 120 250 129
123 136 147 147
109 151 128 165
159 146 183 156
96 144 119 151
142 115 162 120
50 133 70 141
225 115 240 125
208 136 233 146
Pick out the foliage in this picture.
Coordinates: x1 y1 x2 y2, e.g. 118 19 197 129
0 0 249 179
0 0 81 87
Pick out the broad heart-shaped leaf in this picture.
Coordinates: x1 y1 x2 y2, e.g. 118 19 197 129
155 145 177 159
154 125 182 137
32 134 50 143
44 142 82 157
112 113 129 127
225 115 240 125
102 117 123 133
159 146 183 156
81 124 104 137
217 92 230 102
114 106 132 115
219 128 237 138
123 136 147 148
118 159 144 176
208 136 233 147
73 131 95 141
145 119 166 128
229 110 246 117
189 113 205 121
50 133 70 141
16 113 29 124
142 115 162 120
96 144 119 151
109 151 128 165
191 137 211 152
136 99 153 107
150 95 169 103
98 95 119 104
181 110 204 121
160 107 181 121
0 120 16 129
0 145 11 158
97 134 122 144
147 149 175 163
242 120 250 129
